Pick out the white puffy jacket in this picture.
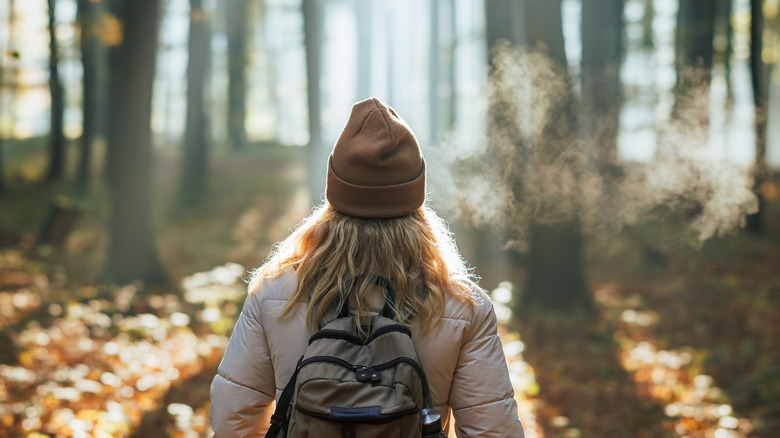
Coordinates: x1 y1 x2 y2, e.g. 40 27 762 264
209 268 524 437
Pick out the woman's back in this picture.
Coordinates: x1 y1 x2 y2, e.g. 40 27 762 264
213 267 524 437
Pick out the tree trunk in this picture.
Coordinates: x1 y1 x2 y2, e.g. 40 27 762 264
3 0 15 190
676 0 716 71
47 0 66 181
641 0 655 49
674 0 716 123
484 0 588 307
581 0 624 164
0 123 3 192
746 0 769 233
581 0 624 239
0 56 4 191
107 0 165 285
355 0 371 99
105 0 125 187
484 0 526 50
485 0 527 199
446 0 457 129
485 0 589 308
716 0 734 101
0 138 4 192
180 0 211 207
77 0 104 192
528 220 588 307
226 0 248 151
482 0 528 295
260 3 283 140
524 0 589 309
303 0 324 204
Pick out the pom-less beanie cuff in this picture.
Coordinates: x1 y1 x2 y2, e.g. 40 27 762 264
327 157 426 219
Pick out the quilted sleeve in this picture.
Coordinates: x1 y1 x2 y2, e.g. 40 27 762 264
210 291 276 437
449 293 525 437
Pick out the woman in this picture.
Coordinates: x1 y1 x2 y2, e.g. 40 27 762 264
210 98 524 437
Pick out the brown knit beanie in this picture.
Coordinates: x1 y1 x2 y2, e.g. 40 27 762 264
326 98 426 219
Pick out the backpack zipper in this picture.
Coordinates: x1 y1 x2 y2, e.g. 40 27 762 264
308 324 412 346
299 355 424 376
298 355 430 395
299 355 356 371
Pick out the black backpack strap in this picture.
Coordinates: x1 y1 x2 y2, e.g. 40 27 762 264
265 356 303 437
336 277 355 319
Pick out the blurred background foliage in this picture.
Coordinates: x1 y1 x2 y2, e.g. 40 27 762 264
0 0 779 436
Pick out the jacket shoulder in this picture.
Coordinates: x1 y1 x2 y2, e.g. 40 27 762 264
249 268 297 302
441 286 493 324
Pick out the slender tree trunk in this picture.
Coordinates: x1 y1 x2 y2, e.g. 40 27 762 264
248 2 280 139
47 0 66 181
8 0 18 139
446 0 456 129
746 0 769 233
3 0 15 191
107 0 165 284
105 0 124 186
0 3 4 191
259 3 283 139
303 0 324 204
0 138 4 191
716 0 734 101
484 0 527 181
226 0 248 151
641 0 655 49
581 0 624 238
674 0 716 123
581 0 624 164
0 109 4 191
0 53 4 191
355 0 371 99
180 0 211 207
77 0 103 192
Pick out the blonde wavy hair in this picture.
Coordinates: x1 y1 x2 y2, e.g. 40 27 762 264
247 203 478 332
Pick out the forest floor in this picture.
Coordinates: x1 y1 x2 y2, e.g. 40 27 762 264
0 144 778 437
514 210 780 438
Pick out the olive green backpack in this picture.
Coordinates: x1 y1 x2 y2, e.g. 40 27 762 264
265 278 445 438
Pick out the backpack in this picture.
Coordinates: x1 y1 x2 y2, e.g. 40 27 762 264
265 277 446 438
